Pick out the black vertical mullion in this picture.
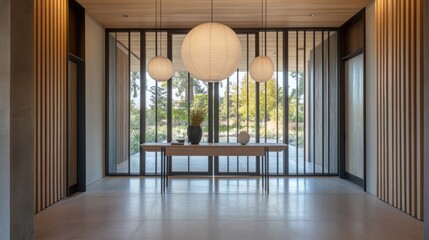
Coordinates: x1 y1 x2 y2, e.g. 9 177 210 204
167 32 173 175
128 31 131 175
227 77 230 143
214 82 219 173
246 34 249 173
338 27 344 179
313 30 316 175
105 31 109 175
155 33 158 146
208 82 213 174
321 31 325 175
227 77 230 173
155 77 158 175
140 31 146 175
208 83 213 143
246 34 249 132
264 35 268 143
155 84 158 143
276 30 279 175
187 72 191 172
283 30 288 175
303 30 307 175
264 34 267 145
255 32 260 174
154 38 158 175
264 80 267 144
236 68 239 172
187 72 191 125
105 31 112 174
167 32 172 144
295 30 299 175
327 31 331 174
155 33 158 162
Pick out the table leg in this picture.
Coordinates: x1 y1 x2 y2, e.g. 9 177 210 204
261 155 265 190
266 147 269 193
264 148 267 192
166 156 169 187
160 147 164 193
159 147 164 194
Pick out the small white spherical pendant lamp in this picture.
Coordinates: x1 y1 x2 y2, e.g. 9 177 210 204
181 22 242 82
250 0 274 83
148 0 173 82
250 55 274 83
148 56 174 81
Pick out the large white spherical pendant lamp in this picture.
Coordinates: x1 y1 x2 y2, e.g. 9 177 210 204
181 22 242 82
148 56 174 81
250 55 274 83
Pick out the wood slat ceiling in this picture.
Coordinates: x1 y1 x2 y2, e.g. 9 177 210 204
77 0 370 29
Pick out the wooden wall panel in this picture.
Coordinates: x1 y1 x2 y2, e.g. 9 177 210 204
34 0 67 213
376 0 424 220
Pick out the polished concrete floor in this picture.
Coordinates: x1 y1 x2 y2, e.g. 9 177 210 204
34 177 423 240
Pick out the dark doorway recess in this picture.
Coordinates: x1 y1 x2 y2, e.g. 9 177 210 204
67 54 86 196
339 9 366 190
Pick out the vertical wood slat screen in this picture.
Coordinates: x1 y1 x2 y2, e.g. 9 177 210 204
376 0 424 220
34 0 67 213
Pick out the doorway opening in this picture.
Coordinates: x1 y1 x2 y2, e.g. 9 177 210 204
67 54 86 195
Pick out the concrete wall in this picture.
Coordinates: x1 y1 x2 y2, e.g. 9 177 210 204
85 12 105 186
365 0 377 196
0 0 34 239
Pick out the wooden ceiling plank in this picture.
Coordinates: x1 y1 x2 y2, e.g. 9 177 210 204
77 0 370 28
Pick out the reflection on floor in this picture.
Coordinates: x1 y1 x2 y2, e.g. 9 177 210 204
34 177 423 240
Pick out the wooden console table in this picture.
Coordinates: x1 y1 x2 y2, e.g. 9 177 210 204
140 143 287 193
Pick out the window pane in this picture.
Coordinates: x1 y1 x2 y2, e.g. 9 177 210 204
130 32 141 174
144 31 168 175
287 31 297 175
105 29 339 177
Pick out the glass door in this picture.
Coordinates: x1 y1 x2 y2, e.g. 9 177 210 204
105 29 340 177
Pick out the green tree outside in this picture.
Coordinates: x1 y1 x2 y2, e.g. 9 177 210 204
129 70 305 152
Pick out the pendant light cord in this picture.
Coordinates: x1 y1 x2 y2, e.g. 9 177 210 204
261 0 268 56
211 0 213 22
154 0 164 56
261 0 264 56
160 0 163 56
155 0 158 56
264 0 267 56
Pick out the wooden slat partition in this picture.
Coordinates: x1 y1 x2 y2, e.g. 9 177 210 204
34 0 67 213
376 0 424 220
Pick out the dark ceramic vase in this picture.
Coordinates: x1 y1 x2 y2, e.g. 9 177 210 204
187 126 202 144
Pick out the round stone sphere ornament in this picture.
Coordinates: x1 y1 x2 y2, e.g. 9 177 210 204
237 131 250 145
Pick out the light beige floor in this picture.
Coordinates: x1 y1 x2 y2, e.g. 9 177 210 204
34 177 423 240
